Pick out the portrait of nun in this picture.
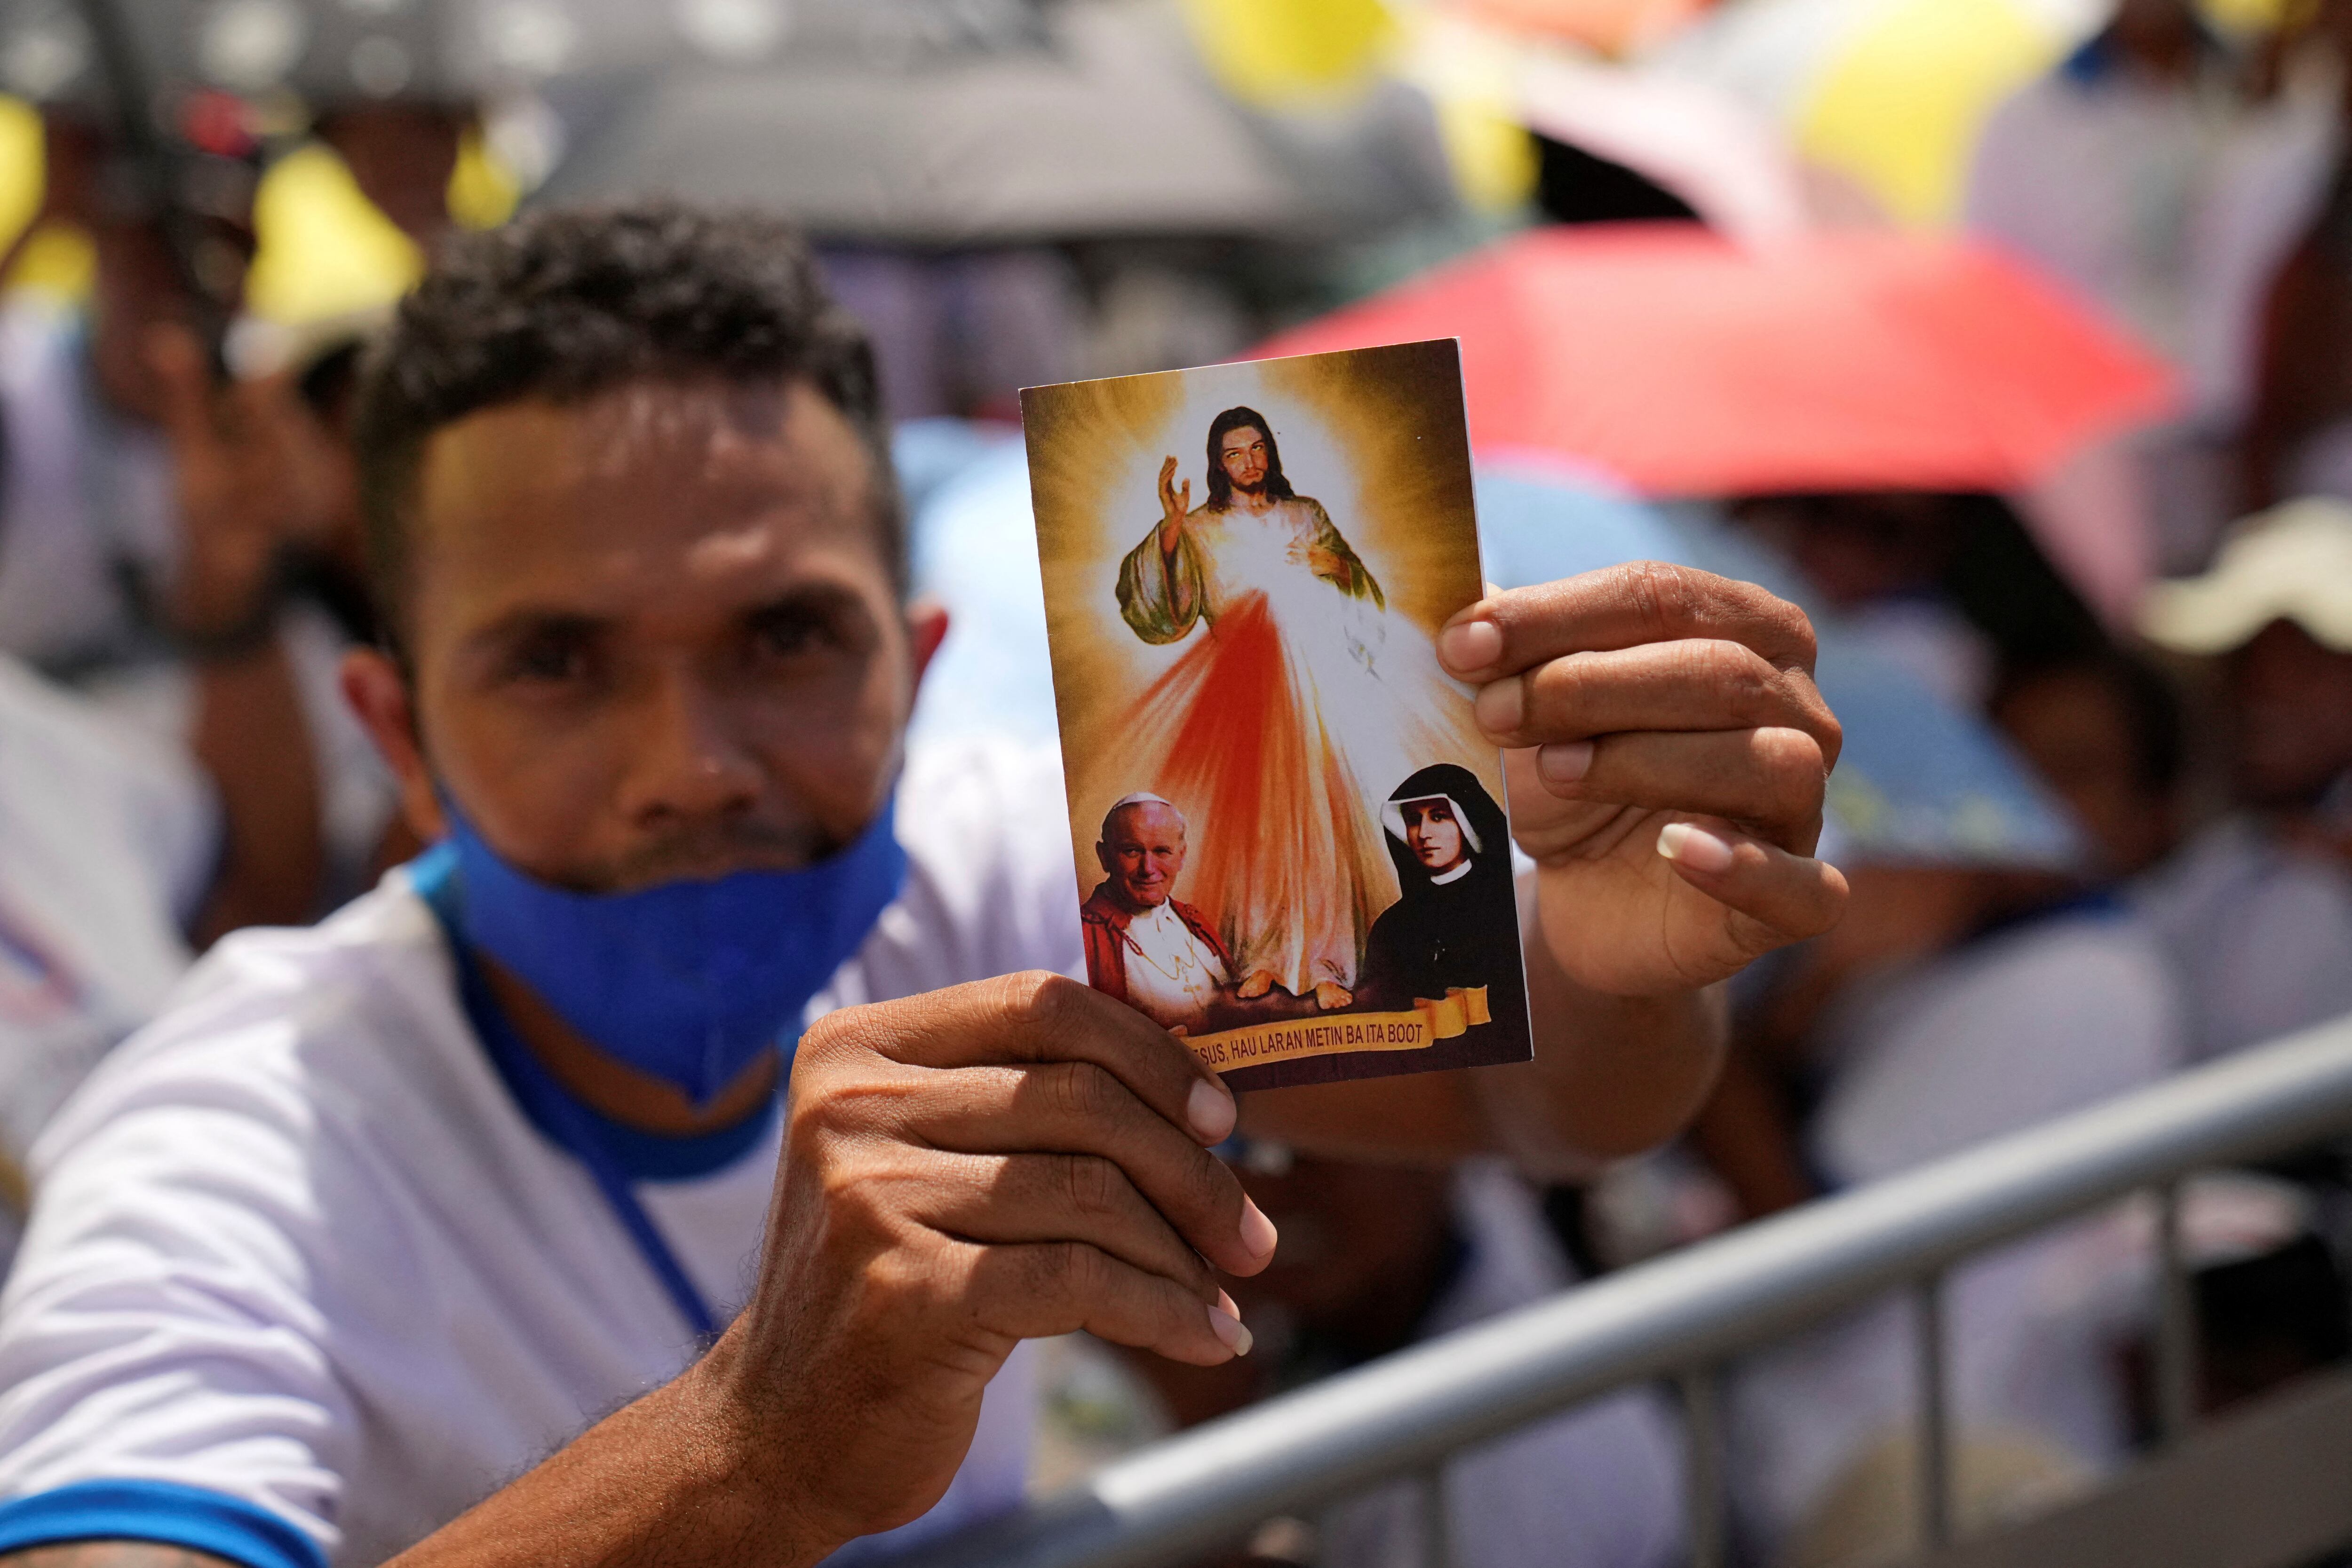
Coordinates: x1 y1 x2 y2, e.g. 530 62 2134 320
1361 764 1527 1041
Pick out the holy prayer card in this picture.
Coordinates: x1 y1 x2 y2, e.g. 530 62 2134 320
1021 338 1534 1091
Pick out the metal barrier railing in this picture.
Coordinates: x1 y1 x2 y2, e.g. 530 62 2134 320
881 1014 2352 1568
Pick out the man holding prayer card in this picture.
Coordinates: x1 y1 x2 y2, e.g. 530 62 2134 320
0 204 1845 1568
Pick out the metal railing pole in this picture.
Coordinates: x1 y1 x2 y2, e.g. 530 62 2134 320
1417 1465 1451 1568
1914 1274 1952 1553
1679 1368 1727 1568
880 1019 2352 1568
2155 1180 2199 1447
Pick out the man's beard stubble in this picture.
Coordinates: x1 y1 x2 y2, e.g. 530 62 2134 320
477 809 843 896
595 815 843 892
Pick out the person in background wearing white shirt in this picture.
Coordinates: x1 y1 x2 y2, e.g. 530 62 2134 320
0 202 1849 1568
0 119 331 939
0 662 215 1273
0 119 373 1262
1113 1145 1685 1568
1080 794 1232 1032
2137 497 2352 1060
1964 0 2338 568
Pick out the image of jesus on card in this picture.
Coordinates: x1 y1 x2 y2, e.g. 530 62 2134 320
1112 404 1479 1013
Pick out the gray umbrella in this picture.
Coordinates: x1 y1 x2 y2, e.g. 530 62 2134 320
536 4 1435 243
531 0 1458 244
0 0 1457 243
2 0 816 108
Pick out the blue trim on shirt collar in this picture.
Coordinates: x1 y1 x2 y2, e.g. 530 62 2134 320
2060 32 2113 83
2061 22 2223 85
408 842 782 1182
0 1479 326 1568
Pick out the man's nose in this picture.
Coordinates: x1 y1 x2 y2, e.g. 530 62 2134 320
616 666 765 827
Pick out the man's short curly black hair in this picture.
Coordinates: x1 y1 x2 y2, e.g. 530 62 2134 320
352 202 903 645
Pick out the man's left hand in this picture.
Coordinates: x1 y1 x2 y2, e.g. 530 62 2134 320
149 325 341 646
1439 562 1848 997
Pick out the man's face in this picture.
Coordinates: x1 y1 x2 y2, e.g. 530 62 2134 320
1992 668 2174 878
1217 427 1269 495
2228 619 2352 810
316 105 464 245
1402 799 1466 873
1098 803 1187 910
1735 492 1952 609
2110 0 2202 70
362 376 933 892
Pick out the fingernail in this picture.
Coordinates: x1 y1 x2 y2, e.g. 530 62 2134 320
1238 1197 1279 1260
1188 1077 1237 1143
1538 741 1593 784
1439 617 1502 673
1474 675 1524 732
1209 1297 1254 1357
1656 821 1736 874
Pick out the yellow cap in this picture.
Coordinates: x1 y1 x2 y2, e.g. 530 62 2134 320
2139 497 2352 656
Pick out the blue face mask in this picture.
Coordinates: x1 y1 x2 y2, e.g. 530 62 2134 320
441 799 909 1107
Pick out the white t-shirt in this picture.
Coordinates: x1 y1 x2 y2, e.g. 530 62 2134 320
0 297 398 901
0 654 215 1267
1807 904 2185 1182
0 298 178 671
1731 905 2185 1550
1962 56 2336 428
0 742 1083 1568
1027 1160 1684 1568
2134 816 2352 1064
1315 1164 1684 1568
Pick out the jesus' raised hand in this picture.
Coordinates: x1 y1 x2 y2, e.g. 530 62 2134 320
1157 456 1192 554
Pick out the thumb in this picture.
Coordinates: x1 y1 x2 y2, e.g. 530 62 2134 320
1655 820 1849 958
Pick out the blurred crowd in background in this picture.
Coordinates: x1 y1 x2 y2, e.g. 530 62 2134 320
3 0 2352 1564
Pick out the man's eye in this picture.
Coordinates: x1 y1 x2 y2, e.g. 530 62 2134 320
503 635 593 685
749 609 840 661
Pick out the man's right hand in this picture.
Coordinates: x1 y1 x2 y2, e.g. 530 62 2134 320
1157 455 1193 553
683 972 1273 1556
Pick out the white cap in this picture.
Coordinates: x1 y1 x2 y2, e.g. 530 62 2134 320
1107 792 1175 813
1101 793 1184 834
2139 497 2352 656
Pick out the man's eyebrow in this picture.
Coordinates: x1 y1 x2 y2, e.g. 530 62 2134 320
463 607 610 652
740 581 870 622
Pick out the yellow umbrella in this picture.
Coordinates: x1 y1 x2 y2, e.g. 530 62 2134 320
0 96 89 301
1649 0 2081 226
1177 0 1398 106
1792 0 2074 225
243 144 423 326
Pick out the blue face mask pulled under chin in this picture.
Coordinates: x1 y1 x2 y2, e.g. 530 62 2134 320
441 800 908 1108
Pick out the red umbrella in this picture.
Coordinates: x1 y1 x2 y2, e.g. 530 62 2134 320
1251 223 2177 499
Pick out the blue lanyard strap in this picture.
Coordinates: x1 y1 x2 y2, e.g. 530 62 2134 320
413 848 721 1342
